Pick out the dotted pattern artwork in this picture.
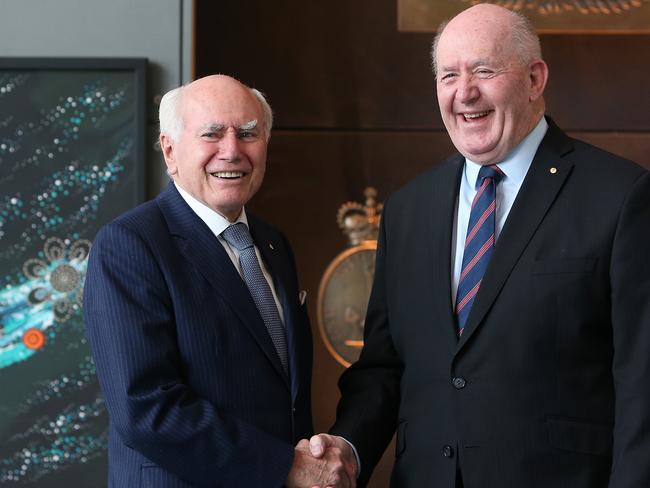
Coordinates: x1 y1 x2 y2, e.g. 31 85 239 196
0 66 143 486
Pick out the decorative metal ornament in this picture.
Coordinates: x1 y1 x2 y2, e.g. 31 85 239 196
318 188 382 367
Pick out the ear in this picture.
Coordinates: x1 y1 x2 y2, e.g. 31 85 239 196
160 133 178 176
528 59 548 102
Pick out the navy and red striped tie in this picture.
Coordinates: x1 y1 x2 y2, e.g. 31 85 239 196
455 164 504 336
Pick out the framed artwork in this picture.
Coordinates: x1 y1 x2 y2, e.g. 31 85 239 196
0 57 146 486
398 0 650 34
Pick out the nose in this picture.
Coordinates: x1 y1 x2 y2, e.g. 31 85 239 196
218 130 241 162
455 76 479 104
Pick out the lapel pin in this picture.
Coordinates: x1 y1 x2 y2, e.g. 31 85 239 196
549 167 558 174
269 243 275 250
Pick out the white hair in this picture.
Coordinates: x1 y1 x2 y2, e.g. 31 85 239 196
431 8 542 76
249 88 273 141
158 81 274 142
158 85 184 141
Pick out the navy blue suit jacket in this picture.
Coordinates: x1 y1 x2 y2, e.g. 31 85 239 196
84 184 313 487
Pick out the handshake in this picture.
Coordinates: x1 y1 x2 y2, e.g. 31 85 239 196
286 433 358 488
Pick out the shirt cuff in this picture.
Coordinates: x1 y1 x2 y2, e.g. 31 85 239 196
336 436 361 478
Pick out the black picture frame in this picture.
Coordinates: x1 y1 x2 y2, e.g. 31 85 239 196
0 57 147 487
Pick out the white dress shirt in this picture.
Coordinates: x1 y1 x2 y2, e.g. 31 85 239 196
174 183 285 323
451 116 548 304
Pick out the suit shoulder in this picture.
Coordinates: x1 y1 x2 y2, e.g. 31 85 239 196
546 116 646 183
569 137 647 184
94 199 165 243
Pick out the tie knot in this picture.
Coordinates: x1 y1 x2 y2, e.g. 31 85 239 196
222 222 254 252
478 164 504 186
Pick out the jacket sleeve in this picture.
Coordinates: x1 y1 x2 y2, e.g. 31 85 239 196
83 221 293 487
330 200 403 486
609 171 650 487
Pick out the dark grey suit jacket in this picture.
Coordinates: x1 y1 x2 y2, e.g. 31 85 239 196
332 118 650 488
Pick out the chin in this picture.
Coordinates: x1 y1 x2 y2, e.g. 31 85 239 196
463 143 501 161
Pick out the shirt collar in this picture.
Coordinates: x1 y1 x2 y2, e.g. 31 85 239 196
464 116 548 190
174 182 249 237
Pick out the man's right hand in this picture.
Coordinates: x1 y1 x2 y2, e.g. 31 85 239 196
309 434 358 487
286 439 355 488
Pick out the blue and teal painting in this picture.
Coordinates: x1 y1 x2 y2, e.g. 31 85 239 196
0 66 142 486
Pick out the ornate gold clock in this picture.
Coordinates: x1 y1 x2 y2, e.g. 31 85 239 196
317 188 382 367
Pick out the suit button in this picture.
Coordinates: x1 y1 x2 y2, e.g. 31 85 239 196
442 445 454 458
452 377 466 389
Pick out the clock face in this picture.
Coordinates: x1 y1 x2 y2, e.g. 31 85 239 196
317 241 377 367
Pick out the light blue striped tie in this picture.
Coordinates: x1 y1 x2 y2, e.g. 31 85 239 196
455 164 504 336
222 223 289 375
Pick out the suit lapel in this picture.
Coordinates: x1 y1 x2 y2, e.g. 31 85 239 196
249 219 302 400
457 119 575 349
425 156 465 348
157 185 290 386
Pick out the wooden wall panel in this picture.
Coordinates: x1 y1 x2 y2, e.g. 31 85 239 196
543 36 650 131
197 0 439 129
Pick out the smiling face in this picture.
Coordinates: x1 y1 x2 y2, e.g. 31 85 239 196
160 75 268 221
434 4 547 165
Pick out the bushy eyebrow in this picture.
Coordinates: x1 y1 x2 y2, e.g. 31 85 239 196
239 119 258 130
469 59 491 69
439 59 492 72
198 120 258 133
200 123 226 133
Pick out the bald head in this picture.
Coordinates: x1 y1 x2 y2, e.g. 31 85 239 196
432 4 541 77
159 75 273 142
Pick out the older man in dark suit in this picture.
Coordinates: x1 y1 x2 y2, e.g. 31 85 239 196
308 4 650 488
84 75 352 487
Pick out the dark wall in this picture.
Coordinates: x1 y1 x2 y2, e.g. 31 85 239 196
196 1 650 485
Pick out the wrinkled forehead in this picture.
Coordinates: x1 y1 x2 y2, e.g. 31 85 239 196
437 19 514 67
180 84 262 128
